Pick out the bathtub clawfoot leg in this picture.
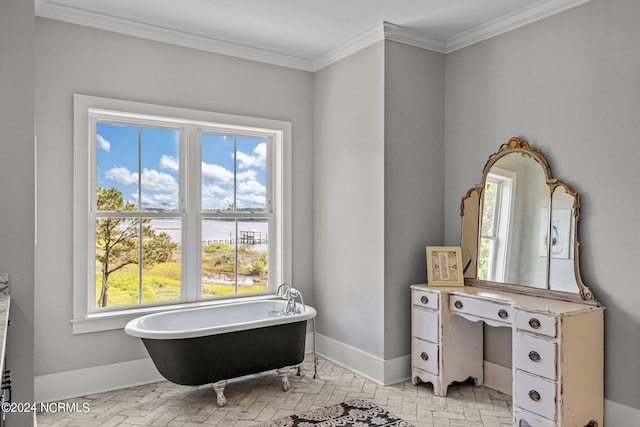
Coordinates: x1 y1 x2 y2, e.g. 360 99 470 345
276 368 290 391
212 380 227 406
296 364 305 377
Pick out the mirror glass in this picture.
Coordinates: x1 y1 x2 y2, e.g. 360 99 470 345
548 185 580 294
461 188 480 279
477 153 549 288
460 137 595 302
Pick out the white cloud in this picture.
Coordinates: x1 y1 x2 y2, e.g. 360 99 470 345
105 166 178 193
203 183 227 196
105 166 137 185
237 142 266 169
138 192 179 211
202 162 233 183
237 193 266 207
141 168 179 192
160 155 179 171
237 170 257 181
237 180 266 208
237 180 265 196
96 134 111 152
201 183 232 210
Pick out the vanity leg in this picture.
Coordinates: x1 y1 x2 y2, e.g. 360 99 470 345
212 380 227 407
432 380 447 397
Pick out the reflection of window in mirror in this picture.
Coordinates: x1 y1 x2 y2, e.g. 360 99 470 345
478 168 516 282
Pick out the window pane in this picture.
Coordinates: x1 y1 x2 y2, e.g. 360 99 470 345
96 122 139 211
481 181 497 236
140 127 180 211
95 217 140 308
141 218 181 304
236 137 267 212
201 218 237 297
477 238 494 281
202 133 235 212
238 217 268 295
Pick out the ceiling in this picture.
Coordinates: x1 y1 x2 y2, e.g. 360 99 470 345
35 0 590 71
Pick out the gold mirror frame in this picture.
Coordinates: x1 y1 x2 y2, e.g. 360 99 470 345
460 137 597 303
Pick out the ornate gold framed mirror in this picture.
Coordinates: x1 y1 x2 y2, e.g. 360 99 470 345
460 137 596 302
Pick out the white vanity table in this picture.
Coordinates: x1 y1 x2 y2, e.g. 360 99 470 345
411 138 604 427
411 284 603 426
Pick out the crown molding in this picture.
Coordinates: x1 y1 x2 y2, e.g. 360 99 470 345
311 22 445 71
36 0 593 72
383 22 446 54
35 2 315 71
311 22 384 71
445 0 593 53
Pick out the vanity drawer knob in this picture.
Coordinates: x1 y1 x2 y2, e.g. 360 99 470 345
529 318 541 329
528 351 541 362
454 300 463 309
498 309 509 319
528 390 541 401
420 352 429 361
420 295 429 305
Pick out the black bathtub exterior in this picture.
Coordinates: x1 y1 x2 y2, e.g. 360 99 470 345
141 320 307 386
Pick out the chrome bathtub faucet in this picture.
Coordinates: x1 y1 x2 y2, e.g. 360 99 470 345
289 288 305 314
276 284 304 315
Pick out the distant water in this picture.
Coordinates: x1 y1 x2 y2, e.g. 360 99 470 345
150 218 268 250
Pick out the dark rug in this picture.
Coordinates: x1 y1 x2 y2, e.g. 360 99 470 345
259 399 414 426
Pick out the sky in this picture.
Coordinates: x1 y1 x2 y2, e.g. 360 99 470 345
96 121 267 212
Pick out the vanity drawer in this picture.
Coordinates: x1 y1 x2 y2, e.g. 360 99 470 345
449 295 512 324
411 288 439 310
514 332 557 380
514 408 555 427
412 339 439 374
514 370 558 421
412 307 439 342
515 310 557 337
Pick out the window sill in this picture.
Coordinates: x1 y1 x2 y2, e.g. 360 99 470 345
71 295 277 334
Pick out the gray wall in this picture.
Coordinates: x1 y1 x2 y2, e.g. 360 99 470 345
383 41 444 359
444 0 640 410
0 0 36 425
35 18 314 376
314 43 386 357
314 40 445 371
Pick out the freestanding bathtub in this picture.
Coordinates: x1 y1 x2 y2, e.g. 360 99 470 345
124 298 317 406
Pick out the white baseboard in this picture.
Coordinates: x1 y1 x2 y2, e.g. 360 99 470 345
313 333 410 385
35 358 163 403
483 360 512 395
604 399 640 426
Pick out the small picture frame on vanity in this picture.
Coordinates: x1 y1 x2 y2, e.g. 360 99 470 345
426 246 464 287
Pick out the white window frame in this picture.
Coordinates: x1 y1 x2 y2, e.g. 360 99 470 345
481 168 516 282
72 94 292 334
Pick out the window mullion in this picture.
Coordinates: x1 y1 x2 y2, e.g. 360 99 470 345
233 136 239 295
137 127 143 305
184 126 200 303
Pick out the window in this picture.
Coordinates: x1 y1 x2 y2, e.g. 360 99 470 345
73 95 291 333
478 169 515 282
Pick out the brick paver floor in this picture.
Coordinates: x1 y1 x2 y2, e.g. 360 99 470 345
36 355 512 426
